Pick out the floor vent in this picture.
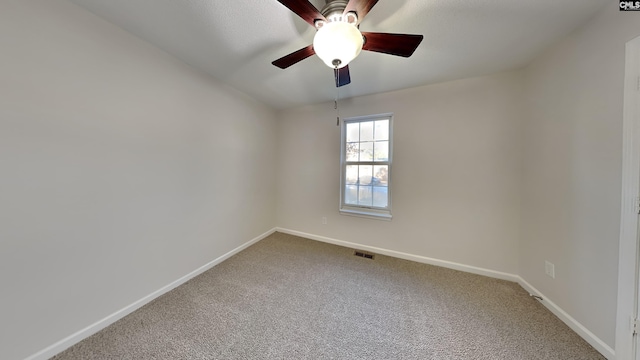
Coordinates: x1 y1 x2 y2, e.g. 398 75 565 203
354 250 375 260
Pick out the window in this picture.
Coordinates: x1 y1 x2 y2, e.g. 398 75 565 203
340 113 392 220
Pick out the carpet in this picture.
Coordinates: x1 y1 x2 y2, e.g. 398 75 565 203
52 232 605 359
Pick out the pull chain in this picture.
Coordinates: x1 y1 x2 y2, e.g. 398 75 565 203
335 65 340 126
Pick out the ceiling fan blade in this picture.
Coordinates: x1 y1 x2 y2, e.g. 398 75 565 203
343 0 379 24
272 45 315 69
362 32 424 57
334 65 351 87
276 0 326 27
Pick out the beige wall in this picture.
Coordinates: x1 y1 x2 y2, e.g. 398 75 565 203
0 1 277 359
520 5 640 349
277 71 523 274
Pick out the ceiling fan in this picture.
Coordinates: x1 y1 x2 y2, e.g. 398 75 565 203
272 0 424 87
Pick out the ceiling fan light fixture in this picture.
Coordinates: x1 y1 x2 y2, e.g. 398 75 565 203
313 21 363 69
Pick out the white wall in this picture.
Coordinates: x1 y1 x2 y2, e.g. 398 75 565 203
0 1 277 359
520 5 640 349
277 71 523 274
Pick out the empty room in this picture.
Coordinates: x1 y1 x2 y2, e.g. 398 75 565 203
2 0 640 359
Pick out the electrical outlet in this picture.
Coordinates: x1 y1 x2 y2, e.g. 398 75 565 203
322 216 327 225
545 261 555 279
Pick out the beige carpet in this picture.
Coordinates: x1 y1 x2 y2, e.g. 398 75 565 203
52 232 605 359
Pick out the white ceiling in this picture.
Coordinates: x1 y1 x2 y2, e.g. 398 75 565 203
68 0 608 110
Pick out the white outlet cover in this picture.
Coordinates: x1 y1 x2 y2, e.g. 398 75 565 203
545 261 555 279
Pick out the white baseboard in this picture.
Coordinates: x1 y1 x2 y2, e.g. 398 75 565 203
518 278 615 360
24 228 277 360
276 227 615 360
275 227 519 282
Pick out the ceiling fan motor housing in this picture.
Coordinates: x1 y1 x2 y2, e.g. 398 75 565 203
320 0 350 21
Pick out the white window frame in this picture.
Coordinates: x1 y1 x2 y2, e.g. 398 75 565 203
339 113 393 220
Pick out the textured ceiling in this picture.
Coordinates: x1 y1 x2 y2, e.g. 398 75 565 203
69 0 608 109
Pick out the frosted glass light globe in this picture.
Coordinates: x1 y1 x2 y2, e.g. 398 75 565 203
313 21 364 69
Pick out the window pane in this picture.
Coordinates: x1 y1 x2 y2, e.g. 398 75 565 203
346 123 359 142
346 142 359 161
358 165 373 185
360 121 374 142
341 115 392 217
374 165 388 186
358 186 373 206
374 120 389 140
345 185 358 205
360 142 373 161
345 165 358 184
373 187 388 208
373 141 389 162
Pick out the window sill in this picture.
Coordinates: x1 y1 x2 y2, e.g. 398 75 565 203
339 208 392 221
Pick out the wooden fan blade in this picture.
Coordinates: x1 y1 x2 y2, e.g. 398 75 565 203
272 45 315 69
362 32 424 57
343 0 379 24
334 65 351 87
276 0 326 27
